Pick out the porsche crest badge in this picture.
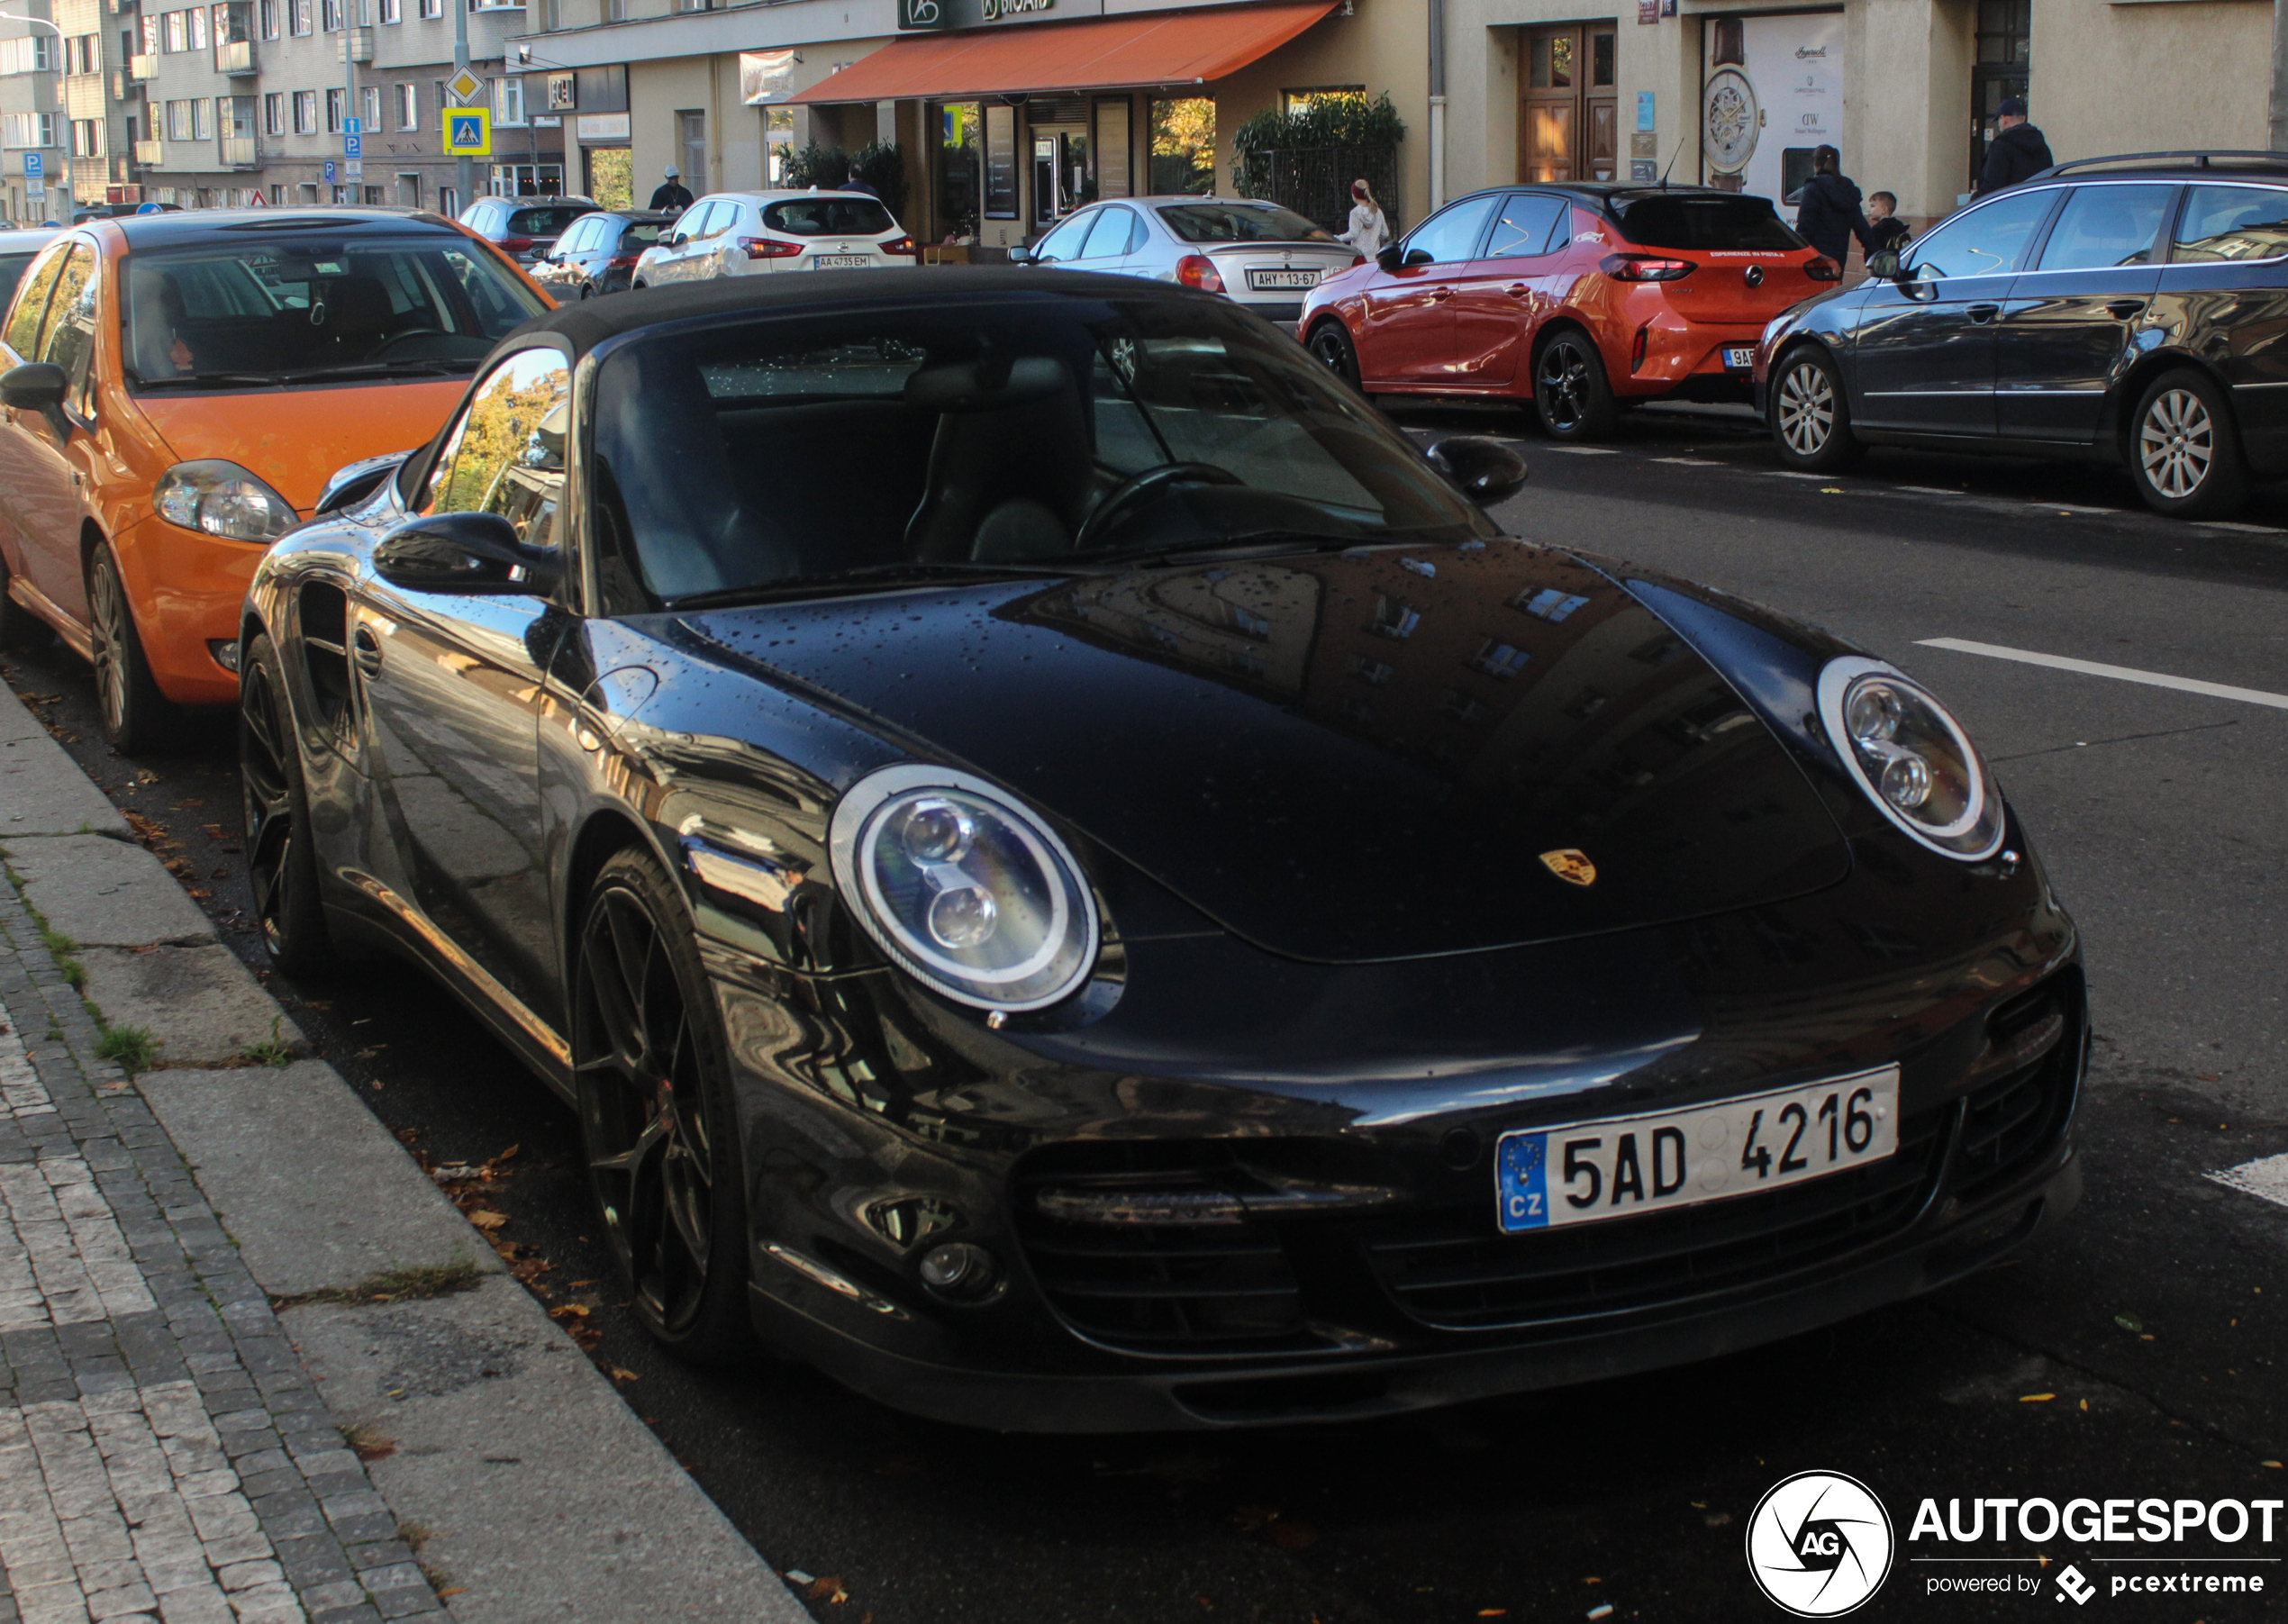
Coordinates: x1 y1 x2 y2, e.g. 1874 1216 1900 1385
1539 848 1597 887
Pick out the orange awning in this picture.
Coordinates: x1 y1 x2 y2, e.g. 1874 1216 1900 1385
789 3 1337 104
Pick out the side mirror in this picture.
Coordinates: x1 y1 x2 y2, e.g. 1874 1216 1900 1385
667 231 688 248
1425 435 1530 507
1005 243 1035 265
0 362 68 411
1375 244 1404 272
1866 249 1903 281
375 512 560 597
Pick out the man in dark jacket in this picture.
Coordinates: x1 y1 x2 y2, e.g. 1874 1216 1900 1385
1977 99 2054 195
649 165 695 212
1794 146 1875 269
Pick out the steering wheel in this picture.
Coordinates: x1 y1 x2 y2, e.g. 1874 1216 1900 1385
369 328 449 357
1074 462 1243 551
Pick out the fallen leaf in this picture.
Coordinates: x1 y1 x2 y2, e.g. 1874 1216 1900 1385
784 1570 814 1587
804 1574 848 1604
2080 1399 2090 1412
548 1302 590 1320
2020 1393 2056 1402
468 1210 508 1229
2264 1461 2283 1470
2115 1313 2144 1333
1587 1607 1615 1622
496 1143 522 1162
1476 1612 1508 1619
606 1365 640 1382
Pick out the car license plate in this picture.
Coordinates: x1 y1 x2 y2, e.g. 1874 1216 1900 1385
1723 344 1758 370
1494 1066 1899 1233
814 254 874 269
1248 268 1321 290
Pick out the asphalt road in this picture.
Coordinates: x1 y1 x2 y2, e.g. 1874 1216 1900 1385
6 402 2286 1623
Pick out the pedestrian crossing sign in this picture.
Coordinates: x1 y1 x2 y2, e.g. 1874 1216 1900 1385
445 108 491 157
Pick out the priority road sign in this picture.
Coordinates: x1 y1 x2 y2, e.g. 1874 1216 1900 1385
444 68 485 106
444 107 490 157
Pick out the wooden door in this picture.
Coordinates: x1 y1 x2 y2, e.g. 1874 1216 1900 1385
1520 23 1619 184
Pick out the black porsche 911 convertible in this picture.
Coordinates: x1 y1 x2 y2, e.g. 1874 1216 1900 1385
239 269 2084 1431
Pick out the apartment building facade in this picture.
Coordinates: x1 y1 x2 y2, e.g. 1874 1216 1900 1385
1 2 65 221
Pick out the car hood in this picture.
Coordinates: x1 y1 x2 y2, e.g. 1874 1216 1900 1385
681 543 1852 963
135 377 467 513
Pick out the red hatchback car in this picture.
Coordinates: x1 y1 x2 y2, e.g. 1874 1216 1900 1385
1300 184 1836 439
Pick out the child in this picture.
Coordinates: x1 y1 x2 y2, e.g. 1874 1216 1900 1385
1866 191 1911 255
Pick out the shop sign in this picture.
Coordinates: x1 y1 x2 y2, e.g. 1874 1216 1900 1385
1701 11 1841 219
544 71 576 112
897 0 949 28
981 0 1051 15
576 112 631 142
741 49 797 102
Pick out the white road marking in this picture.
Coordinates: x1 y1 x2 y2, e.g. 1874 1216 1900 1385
2195 521 2288 535
1896 485 1965 495
1541 444 1619 454
1916 638 2288 712
2209 1153 2288 1211
1652 457 1718 466
1767 470 1826 479
2038 504 2117 515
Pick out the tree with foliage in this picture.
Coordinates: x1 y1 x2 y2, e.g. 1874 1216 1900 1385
782 141 908 221
1230 93 1406 168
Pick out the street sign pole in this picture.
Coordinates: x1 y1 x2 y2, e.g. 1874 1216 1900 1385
453 0 472 210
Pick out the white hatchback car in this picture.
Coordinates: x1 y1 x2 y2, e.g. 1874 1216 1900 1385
631 189 916 286
1013 196 1363 325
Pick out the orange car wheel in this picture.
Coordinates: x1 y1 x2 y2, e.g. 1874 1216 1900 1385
87 541 183 754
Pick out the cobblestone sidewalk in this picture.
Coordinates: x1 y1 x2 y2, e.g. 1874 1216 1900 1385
0 874 445 1624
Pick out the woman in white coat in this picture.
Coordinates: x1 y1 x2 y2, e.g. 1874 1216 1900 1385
1339 179 1391 257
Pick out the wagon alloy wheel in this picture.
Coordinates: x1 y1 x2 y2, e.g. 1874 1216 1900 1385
2129 368 2247 518
236 633 331 974
1533 332 1615 440
1777 359 1835 457
573 851 752 1361
86 543 180 754
1305 320 1359 388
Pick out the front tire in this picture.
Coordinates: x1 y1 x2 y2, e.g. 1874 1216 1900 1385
87 541 182 755
238 631 333 975
574 848 754 1364
2130 368 2248 518
1305 319 1362 390
1770 345 1865 472
1534 329 1617 440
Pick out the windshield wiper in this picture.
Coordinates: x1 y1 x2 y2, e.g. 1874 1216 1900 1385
131 358 477 390
1082 530 1372 568
665 559 1075 611
292 358 479 381
132 369 296 388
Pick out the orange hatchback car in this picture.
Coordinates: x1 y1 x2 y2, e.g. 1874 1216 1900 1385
1299 184 1835 440
0 209 550 748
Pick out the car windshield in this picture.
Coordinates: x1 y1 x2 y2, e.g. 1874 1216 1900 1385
590 296 1492 608
761 197 898 237
1158 202 1335 244
507 205 589 237
122 233 548 389
1612 195 1803 251
0 251 40 308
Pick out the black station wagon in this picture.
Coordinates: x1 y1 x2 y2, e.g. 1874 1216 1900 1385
1759 151 2288 517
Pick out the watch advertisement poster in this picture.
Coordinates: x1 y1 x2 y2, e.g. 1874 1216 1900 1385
1699 9 1842 222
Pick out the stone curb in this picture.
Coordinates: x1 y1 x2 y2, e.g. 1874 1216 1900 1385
0 679 804 1624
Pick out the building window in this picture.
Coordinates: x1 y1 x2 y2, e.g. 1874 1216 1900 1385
438 184 457 216
419 0 440 18
162 11 185 50
493 74 523 125
1468 640 1530 679
193 97 213 140
361 85 379 129
321 0 340 28
71 118 103 156
1518 588 1589 621
294 89 316 132
378 0 398 20
538 0 558 28
262 91 283 133
167 98 191 140
0 36 53 72
678 107 704 193
2 113 58 148
189 6 208 48
395 81 415 130
291 0 311 34
324 86 344 131
259 0 277 36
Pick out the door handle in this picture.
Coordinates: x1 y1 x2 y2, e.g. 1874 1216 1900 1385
2106 299 2147 320
353 625 382 676
1505 284 1530 298
1429 286 1455 302
1967 304 2001 323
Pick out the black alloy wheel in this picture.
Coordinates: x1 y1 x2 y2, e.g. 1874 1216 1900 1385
2130 367 2248 519
237 631 333 975
87 541 181 755
1534 330 1617 441
1305 320 1362 390
573 848 754 1363
1770 345 1865 472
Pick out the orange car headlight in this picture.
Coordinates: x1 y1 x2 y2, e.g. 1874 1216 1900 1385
154 460 298 544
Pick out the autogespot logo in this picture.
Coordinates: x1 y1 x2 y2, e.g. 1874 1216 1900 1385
1747 1471 1895 1616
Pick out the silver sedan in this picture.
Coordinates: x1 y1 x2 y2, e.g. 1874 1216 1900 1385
1012 196 1362 327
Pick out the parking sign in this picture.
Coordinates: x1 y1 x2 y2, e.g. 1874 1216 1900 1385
322 159 337 184
344 132 361 159
22 151 41 179
444 108 490 156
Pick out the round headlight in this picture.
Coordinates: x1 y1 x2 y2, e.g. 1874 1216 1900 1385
828 765 1099 1012
1816 657 2004 860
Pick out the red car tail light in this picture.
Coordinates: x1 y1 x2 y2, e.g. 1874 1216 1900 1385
739 236 804 259
1599 253 1695 281
1350 253 1366 268
1176 254 1226 293
1804 258 1844 282
607 253 640 268
880 235 918 256
500 235 534 252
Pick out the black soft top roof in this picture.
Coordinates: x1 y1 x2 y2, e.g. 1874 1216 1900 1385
521 267 1211 358
107 206 468 250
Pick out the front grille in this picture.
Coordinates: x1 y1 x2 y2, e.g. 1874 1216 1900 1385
1365 1110 1948 1331
1954 971 2083 1202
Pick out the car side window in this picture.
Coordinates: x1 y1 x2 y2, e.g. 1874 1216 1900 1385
1033 212 1094 264
419 348 574 552
2035 185 2173 272
3 243 71 359
1484 194 1570 259
1082 206 1135 259
1908 188 2057 281
1400 195 1500 266
38 243 99 416
695 203 733 241
558 219 593 256
2172 185 2288 262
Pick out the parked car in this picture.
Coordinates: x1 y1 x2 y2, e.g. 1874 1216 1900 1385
458 195 599 269
1301 184 1837 440
239 268 2082 1431
0 227 59 306
630 190 915 286
1014 195 1361 327
0 206 551 749
530 209 675 299
1760 151 2288 517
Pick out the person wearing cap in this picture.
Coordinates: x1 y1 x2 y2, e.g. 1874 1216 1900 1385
1977 98 2054 195
649 165 695 212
